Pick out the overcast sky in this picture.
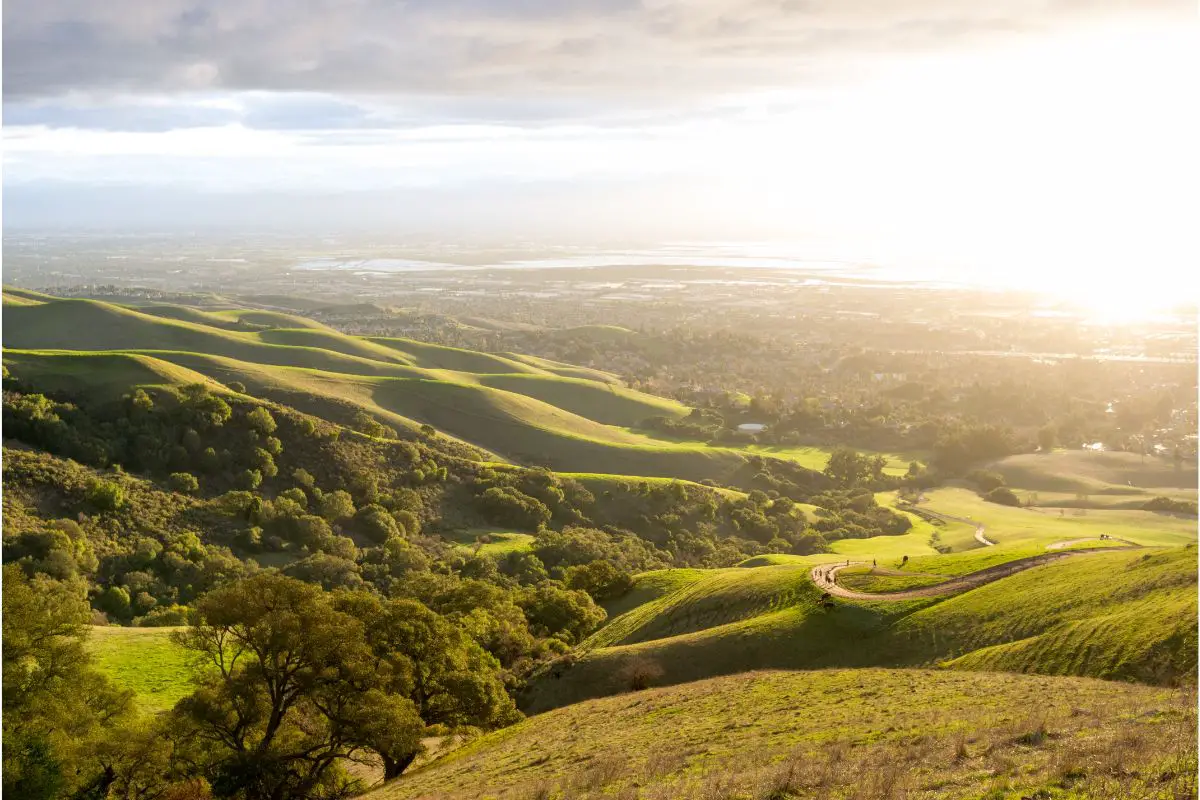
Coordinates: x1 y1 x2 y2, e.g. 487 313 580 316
3 0 1196 297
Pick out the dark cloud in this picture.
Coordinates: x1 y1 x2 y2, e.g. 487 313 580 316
3 0 1185 105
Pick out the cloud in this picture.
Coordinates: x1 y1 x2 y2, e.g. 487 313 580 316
3 0 1184 108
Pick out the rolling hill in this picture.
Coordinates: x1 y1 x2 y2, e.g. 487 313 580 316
369 669 1195 800
4 290 791 484
523 526 1197 713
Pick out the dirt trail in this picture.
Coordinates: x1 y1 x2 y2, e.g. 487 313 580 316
902 497 994 546
1046 537 1137 550
812 546 1136 602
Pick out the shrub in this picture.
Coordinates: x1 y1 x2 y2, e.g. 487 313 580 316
86 479 125 511
983 487 1021 507
169 472 200 494
245 407 277 435
619 657 665 691
239 469 262 490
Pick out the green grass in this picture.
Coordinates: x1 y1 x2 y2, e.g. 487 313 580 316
2 350 227 399
372 669 1196 800
498 352 623 384
475 373 687 427
526 546 1197 713
916 488 1197 549
3 297 790 486
86 626 197 714
447 530 536 557
581 564 819 651
988 450 1198 494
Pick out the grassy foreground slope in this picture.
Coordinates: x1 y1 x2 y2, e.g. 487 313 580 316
525 546 1197 712
374 669 1195 800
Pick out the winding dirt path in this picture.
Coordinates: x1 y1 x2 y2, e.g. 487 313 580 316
812 545 1138 602
1046 537 1137 550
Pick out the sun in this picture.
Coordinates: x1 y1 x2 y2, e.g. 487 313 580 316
1068 282 1183 327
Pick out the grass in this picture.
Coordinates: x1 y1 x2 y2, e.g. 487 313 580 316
447 530 537 557
525 545 1197 713
2 350 226 399
915 488 1197 549
86 626 197 714
988 449 1198 494
371 669 1197 800
2 296 779 486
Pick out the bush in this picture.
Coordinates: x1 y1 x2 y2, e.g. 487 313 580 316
564 561 634 601
967 469 1006 493
619 657 664 691
169 472 200 494
86 479 125 511
1143 496 1198 516
983 486 1021 507
245 407 277 435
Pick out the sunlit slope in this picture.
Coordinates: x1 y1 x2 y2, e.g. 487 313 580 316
525 546 1197 712
2 350 225 397
581 563 820 650
3 299 429 376
367 336 543 374
372 670 1192 800
137 304 261 331
214 309 336 330
989 450 1198 493
256 328 420 366
367 378 748 481
916 488 1197 548
3 344 751 482
475 373 687 426
499 352 624 384
2 286 56 304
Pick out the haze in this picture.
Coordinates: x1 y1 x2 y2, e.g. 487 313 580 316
4 1 1197 311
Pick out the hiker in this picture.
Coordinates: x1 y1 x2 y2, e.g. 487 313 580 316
872 559 877 567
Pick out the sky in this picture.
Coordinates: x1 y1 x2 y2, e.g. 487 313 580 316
2 0 1197 305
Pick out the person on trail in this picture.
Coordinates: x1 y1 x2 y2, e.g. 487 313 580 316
873 559 877 568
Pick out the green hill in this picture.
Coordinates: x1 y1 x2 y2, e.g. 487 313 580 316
3 294 773 482
988 450 1198 495
369 669 1195 800
476 373 686 426
524 544 1197 713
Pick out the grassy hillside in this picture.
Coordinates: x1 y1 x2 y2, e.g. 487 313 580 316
372 669 1196 800
525 543 1197 713
475 374 687 427
989 449 1198 494
3 294 783 484
499 352 623 384
87 626 195 714
2 350 226 399
914 488 1197 548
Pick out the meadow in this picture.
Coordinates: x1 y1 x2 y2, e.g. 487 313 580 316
371 669 1197 800
86 626 195 714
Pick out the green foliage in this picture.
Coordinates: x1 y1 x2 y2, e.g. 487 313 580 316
87 478 125 511
3 565 132 798
169 471 199 494
171 574 519 791
477 486 552 530
984 486 1022 506
565 560 635 601
244 406 277 435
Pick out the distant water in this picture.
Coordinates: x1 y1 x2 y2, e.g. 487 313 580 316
291 244 964 287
